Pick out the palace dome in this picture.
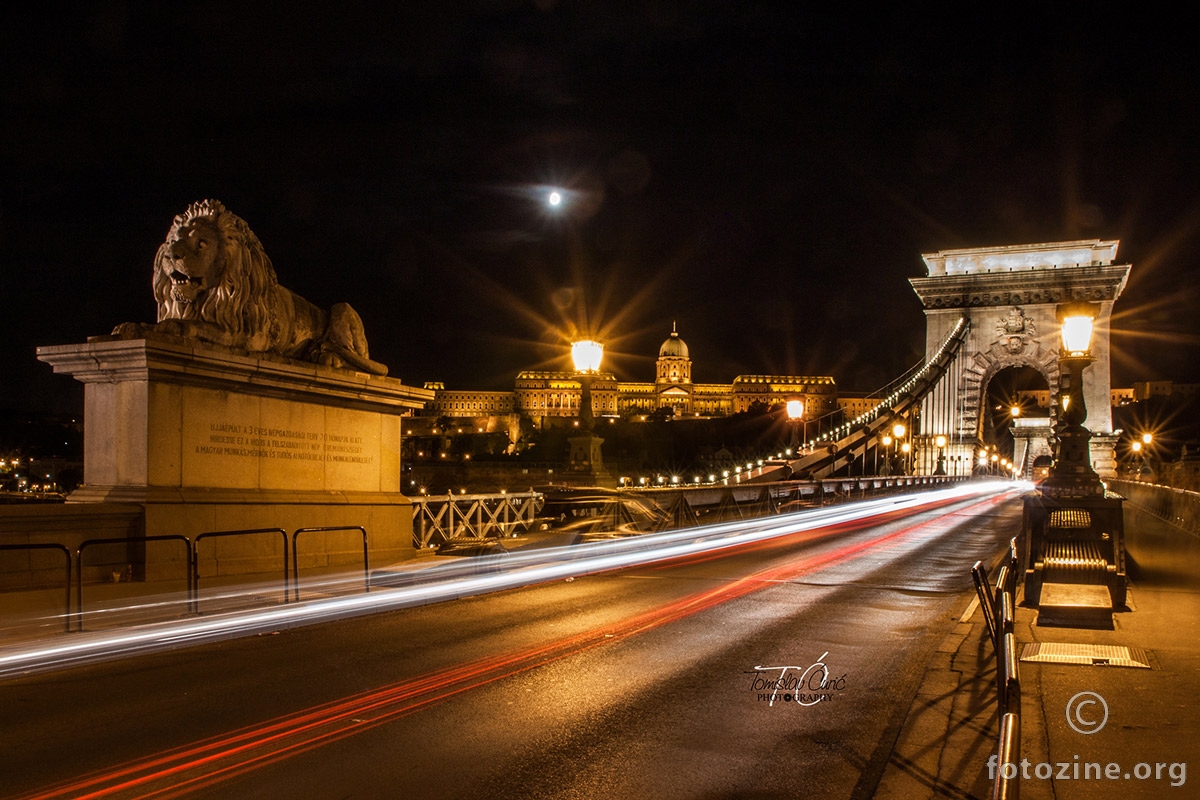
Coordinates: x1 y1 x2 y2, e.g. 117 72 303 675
659 326 689 358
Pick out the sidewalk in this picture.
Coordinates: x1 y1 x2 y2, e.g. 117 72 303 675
874 572 1199 798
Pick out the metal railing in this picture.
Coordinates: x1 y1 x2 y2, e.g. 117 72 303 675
10 523 381 633
193 528 289 612
972 537 1021 800
292 526 369 602
411 492 543 549
77 535 193 631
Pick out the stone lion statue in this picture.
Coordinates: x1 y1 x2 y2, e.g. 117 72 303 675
113 199 388 375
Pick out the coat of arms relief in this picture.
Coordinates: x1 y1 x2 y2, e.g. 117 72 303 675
996 307 1037 354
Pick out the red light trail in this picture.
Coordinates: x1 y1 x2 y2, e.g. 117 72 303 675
11 492 1009 800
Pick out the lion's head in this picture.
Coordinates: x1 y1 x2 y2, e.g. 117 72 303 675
153 200 278 344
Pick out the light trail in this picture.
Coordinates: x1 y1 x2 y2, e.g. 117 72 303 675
0 482 1024 682
10 484 1021 800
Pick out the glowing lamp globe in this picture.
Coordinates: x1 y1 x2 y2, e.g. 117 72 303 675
1057 301 1099 356
786 399 804 420
572 340 604 373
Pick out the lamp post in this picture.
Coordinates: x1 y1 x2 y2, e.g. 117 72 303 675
934 434 947 476
880 434 893 476
1022 300 1129 612
892 422 907 475
786 398 804 455
1041 301 1105 498
571 339 603 432
567 339 612 486
1130 432 1153 480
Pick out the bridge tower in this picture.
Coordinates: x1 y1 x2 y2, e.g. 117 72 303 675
909 240 1130 477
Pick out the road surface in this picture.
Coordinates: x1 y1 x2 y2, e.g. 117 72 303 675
1 486 1024 799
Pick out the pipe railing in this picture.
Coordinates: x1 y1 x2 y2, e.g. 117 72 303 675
193 528 289 612
13 523 388 634
972 536 1021 800
76 535 193 632
292 526 369 602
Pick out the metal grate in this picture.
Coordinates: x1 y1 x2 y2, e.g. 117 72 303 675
1048 509 1092 529
1020 642 1150 668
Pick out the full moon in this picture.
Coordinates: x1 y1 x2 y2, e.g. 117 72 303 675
547 190 562 206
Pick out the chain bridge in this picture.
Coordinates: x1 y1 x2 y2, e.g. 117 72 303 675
784 239 1130 481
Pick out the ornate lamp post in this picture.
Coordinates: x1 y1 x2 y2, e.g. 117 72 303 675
879 433 893 476
1041 301 1104 498
1023 300 1128 614
892 421 907 475
786 398 804 454
571 339 604 432
567 339 612 486
934 434 948 476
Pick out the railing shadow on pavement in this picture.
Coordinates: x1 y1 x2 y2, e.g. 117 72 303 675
971 536 1021 800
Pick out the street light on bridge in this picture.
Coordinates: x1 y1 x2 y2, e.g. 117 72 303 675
571 339 604 431
892 422 908 475
568 339 612 485
1041 301 1105 498
786 398 805 453
934 434 947 476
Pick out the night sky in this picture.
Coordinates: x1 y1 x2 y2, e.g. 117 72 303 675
4 5 1200 415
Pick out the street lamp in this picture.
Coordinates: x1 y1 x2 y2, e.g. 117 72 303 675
786 398 804 453
1042 301 1104 497
1130 433 1154 480
880 434 893 476
892 422 907 474
568 339 610 485
571 339 604 432
934 434 947 476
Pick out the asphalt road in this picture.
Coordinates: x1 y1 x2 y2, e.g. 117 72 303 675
0 488 1024 800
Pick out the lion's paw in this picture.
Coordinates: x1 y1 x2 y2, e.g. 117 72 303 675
111 322 152 339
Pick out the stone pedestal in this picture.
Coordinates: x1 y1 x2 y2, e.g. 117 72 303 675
567 432 615 487
37 336 434 573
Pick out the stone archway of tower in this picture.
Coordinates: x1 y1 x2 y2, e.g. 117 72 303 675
961 339 1060 442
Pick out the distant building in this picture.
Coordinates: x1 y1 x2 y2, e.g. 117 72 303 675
1133 381 1200 401
420 326 838 424
421 383 518 417
838 393 885 419
1016 388 1138 410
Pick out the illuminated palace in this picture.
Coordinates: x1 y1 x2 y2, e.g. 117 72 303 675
421 326 855 424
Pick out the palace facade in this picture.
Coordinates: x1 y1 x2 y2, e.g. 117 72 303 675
421 326 857 424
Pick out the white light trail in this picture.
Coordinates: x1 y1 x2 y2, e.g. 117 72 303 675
0 482 1024 679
